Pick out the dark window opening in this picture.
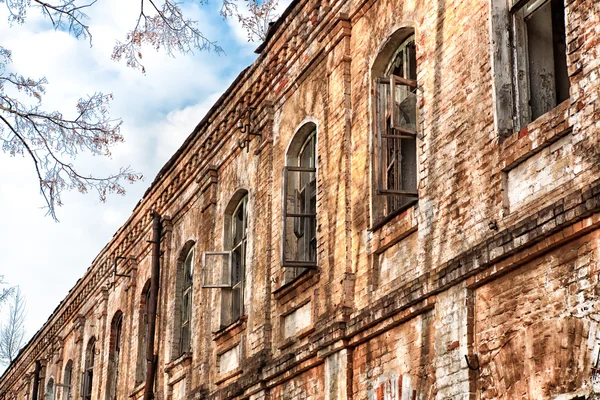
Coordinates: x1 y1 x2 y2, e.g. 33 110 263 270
136 284 151 383
180 248 194 354
513 0 569 123
107 312 123 400
374 34 418 223
282 127 317 281
82 338 95 400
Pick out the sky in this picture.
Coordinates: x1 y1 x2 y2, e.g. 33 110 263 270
0 0 282 366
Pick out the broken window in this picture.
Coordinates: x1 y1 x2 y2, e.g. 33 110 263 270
180 248 194 353
282 124 317 282
512 0 569 125
373 33 418 224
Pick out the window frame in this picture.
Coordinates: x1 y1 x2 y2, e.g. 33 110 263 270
179 247 194 355
510 0 569 128
281 127 318 274
106 311 123 400
220 194 248 328
63 360 73 400
490 0 570 137
82 337 95 400
136 283 151 383
372 32 419 227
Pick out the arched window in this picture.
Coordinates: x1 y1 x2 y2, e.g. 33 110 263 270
282 123 318 282
221 193 248 327
179 247 194 354
45 377 55 400
106 311 123 400
372 29 419 224
136 281 151 383
62 360 73 400
82 337 96 400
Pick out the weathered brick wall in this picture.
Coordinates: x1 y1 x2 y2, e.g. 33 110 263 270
2 0 600 398
475 230 600 399
270 365 325 400
352 310 435 399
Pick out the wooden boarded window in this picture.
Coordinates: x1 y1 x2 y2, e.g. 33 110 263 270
375 34 418 221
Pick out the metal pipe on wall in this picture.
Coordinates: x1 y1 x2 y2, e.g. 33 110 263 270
143 211 161 400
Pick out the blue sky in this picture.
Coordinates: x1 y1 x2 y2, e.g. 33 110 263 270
0 0 279 364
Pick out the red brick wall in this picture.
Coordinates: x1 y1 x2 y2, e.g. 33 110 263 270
475 230 600 399
352 311 435 400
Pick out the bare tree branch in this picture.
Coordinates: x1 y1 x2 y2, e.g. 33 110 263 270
0 287 26 366
0 277 15 309
0 49 143 220
0 0 279 219
221 0 280 42
112 0 225 73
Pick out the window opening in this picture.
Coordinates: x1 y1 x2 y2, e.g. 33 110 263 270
45 378 55 400
512 0 569 124
107 312 123 400
63 361 73 400
282 130 317 281
180 248 194 354
221 195 248 327
136 284 151 383
375 34 418 222
82 338 95 400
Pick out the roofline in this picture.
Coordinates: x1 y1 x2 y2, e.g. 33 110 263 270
255 0 302 54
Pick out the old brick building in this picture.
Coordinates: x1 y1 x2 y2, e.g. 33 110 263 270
1 0 600 398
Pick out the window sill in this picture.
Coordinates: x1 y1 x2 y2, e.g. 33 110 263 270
213 315 247 341
500 99 571 171
278 326 315 350
369 202 418 255
370 200 418 233
215 367 243 385
129 382 146 398
165 352 192 374
273 268 317 300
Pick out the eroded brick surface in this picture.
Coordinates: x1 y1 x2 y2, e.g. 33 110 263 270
1 0 600 399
